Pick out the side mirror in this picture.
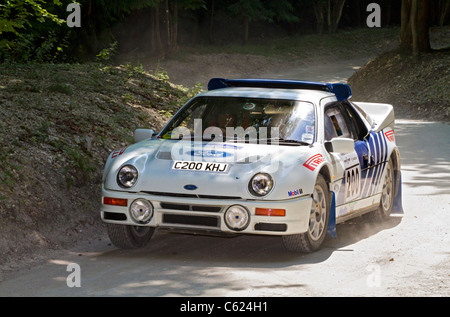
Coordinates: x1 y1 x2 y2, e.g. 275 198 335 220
134 129 155 143
325 137 354 154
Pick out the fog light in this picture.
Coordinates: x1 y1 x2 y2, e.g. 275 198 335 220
224 205 250 231
129 199 153 224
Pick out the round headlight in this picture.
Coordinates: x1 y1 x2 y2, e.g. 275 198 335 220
249 173 274 197
117 165 138 188
224 205 250 231
130 199 153 224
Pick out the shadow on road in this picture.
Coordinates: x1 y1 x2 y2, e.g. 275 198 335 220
70 214 401 296
98 214 403 267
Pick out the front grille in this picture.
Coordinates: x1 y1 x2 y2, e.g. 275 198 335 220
160 202 221 213
162 214 219 227
142 191 241 200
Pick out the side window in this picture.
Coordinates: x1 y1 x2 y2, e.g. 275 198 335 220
342 102 369 140
324 106 352 141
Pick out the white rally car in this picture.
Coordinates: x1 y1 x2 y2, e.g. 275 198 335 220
101 78 403 252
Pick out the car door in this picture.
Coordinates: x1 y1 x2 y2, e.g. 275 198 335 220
343 101 389 201
324 103 369 211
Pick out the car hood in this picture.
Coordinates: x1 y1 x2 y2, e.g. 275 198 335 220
103 138 318 200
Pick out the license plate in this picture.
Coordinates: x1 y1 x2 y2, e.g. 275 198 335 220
172 161 228 173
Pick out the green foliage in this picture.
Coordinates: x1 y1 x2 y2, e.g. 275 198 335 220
0 0 66 62
95 40 118 64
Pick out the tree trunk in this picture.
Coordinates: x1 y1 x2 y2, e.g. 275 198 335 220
150 8 156 53
417 0 430 52
411 0 420 61
171 0 178 52
400 0 431 56
313 1 326 34
400 0 412 52
165 0 171 50
328 0 346 33
440 0 450 26
154 5 163 55
209 0 215 43
243 16 249 44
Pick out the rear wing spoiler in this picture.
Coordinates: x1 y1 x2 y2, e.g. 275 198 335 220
208 78 352 101
352 102 395 132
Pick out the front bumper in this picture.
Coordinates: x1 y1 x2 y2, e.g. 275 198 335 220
101 186 313 236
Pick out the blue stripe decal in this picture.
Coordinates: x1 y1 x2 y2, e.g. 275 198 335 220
369 133 375 165
372 134 383 194
370 164 380 196
373 132 388 195
362 133 375 198
377 132 389 191
368 133 379 196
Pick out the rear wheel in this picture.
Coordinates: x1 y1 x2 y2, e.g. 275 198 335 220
374 159 394 219
282 175 330 253
106 224 155 249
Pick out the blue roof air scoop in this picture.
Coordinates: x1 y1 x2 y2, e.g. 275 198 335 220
329 83 352 101
207 78 228 91
207 78 352 101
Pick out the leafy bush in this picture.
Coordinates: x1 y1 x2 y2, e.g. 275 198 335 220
0 0 66 63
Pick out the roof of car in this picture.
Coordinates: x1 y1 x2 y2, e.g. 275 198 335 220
206 78 351 102
198 86 336 104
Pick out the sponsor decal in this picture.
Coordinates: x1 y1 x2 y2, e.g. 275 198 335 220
303 154 324 171
111 146 128 159
190 150 232 158
305 125 314 133
385 130 394 142
288 188 303 197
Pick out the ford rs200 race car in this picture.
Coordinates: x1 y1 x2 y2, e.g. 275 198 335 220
101 78 403 253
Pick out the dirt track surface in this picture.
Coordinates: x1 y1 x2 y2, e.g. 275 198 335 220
0 58 449 297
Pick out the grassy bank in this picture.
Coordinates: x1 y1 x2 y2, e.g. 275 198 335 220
0 63 190 266
348 49 450 122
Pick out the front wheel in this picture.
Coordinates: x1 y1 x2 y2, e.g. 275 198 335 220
106 224 155 249
282 175 330 253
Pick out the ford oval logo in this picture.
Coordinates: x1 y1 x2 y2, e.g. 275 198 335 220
184 184 197 190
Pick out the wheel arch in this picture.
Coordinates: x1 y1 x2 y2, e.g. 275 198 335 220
318 163 337 238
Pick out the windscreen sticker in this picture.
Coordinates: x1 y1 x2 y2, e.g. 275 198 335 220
243 102 256 110
301 133 314 143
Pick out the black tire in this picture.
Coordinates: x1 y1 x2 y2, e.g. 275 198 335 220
106 224 155 249
374 159 395 220
282 175 330 253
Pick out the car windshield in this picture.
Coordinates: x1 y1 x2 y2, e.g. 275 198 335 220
160 96 316 145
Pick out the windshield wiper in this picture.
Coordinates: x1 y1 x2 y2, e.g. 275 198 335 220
277 138 311 146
